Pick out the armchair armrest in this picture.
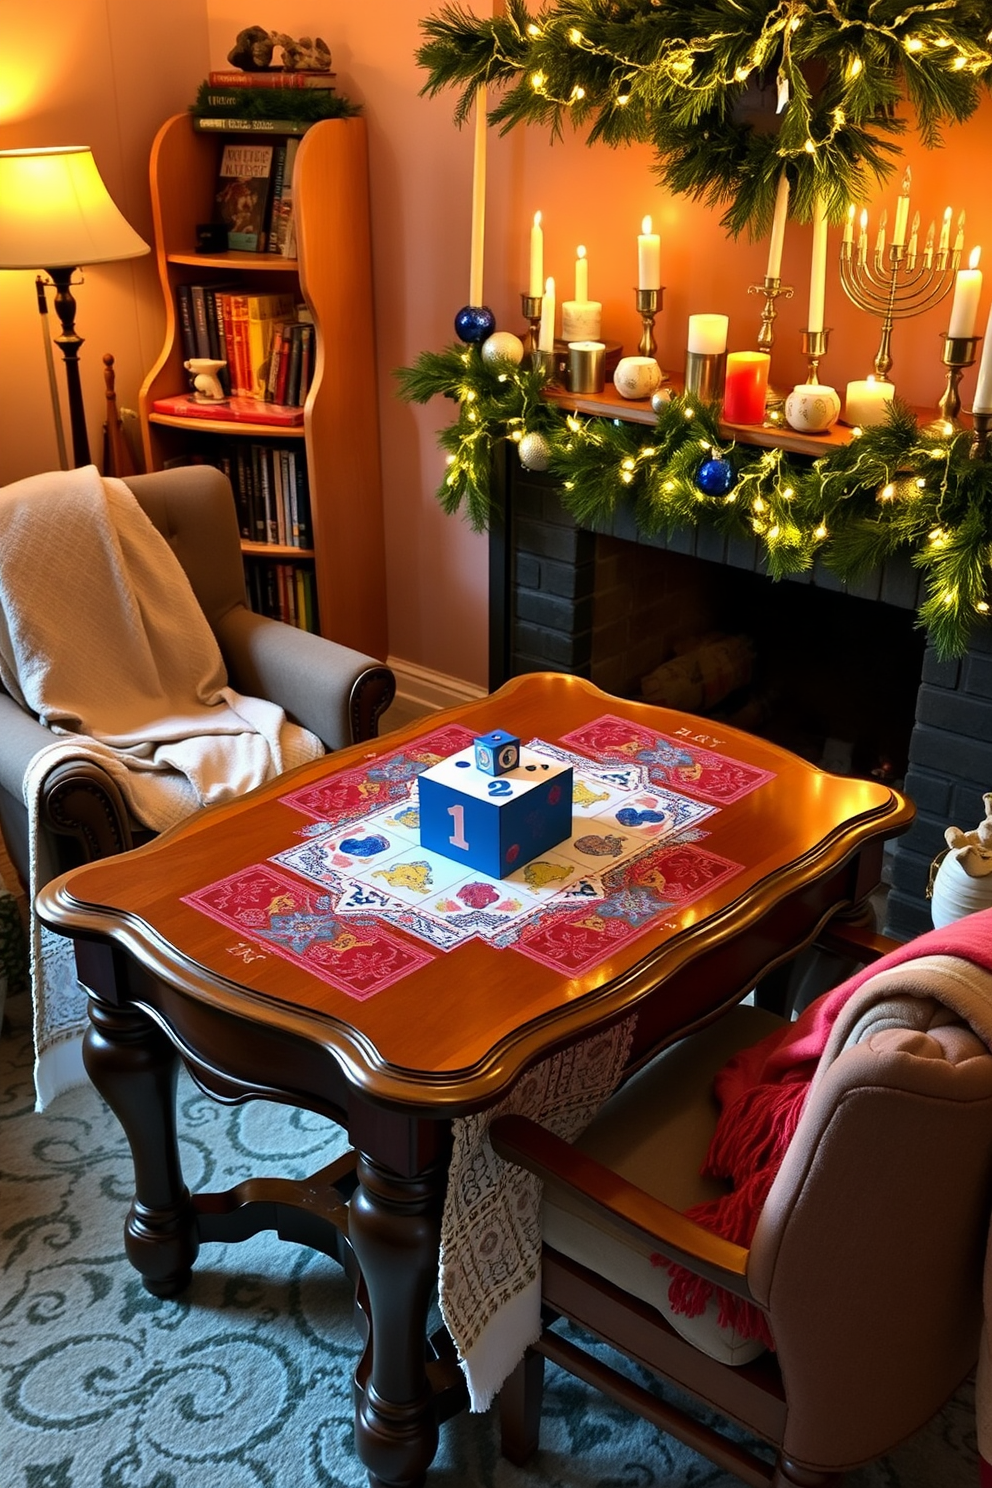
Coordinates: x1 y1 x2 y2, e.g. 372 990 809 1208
815 918 901 965
489 1114 753 1300
215 606 395 750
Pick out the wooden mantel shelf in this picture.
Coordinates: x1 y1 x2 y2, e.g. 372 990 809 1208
545 382 956 459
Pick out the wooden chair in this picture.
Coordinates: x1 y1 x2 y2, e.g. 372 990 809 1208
491 925 992 1487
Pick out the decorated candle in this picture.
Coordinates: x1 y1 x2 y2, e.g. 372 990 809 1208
892 167 912 247
722 352 770 424
844 376 895 427
974 300 992 413
637 215 661 290
538 276 556 352
562 245 603 340
529 211 543 298
807 196 828 334
687 313 729 355
469 84 487 305
766 172 790 280
948 248 982 339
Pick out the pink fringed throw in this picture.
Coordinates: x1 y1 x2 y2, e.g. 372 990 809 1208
659 909 992 1347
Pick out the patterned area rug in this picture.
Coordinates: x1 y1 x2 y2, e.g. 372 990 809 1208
0 989 979 1488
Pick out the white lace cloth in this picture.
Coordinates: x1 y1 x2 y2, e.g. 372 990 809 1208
439 1016 636 1411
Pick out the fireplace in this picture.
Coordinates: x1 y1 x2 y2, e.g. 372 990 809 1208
489 460 992 940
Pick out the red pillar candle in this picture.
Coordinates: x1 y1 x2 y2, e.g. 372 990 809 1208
722 352 770 425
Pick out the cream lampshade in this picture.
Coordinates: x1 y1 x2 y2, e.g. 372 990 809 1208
0 145 150 467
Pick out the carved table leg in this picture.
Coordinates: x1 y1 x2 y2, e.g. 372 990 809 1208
349 1151 447 1488
83 996 198 1297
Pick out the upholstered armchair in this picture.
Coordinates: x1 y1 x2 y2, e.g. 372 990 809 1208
0 465 395 893
492 920 992 1487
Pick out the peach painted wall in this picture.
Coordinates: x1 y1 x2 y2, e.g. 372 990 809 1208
4 4 992 696
0 0 210 485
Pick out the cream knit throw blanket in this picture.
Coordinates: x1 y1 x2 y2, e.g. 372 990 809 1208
0 466 324 1107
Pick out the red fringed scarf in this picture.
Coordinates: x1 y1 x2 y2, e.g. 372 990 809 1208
659 909 992 1349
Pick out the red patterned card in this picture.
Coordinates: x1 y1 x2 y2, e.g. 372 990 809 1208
558 715 774 805
183 864 433 999
279 724 477 826
516 841 743 975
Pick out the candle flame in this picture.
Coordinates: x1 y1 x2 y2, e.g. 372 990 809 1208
970 246 981 269
642 215 652 235
860 209 868 231
847 203 855 221
900 167 912 193
944 206 953 223
534 210 542 227
577 244 586 260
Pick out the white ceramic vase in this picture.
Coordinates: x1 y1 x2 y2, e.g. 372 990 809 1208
930 850 992 927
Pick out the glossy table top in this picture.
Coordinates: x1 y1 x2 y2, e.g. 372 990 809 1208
39 674 913 1111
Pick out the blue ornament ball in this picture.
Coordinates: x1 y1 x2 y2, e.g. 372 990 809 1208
454 304 497 344
696 456 735 496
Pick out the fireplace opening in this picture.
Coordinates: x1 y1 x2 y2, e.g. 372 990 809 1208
586 538 928 787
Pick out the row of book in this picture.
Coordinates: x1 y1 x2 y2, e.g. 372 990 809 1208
219 441 313 549
245 558 319 633
176 283 315 405
213 138 300 254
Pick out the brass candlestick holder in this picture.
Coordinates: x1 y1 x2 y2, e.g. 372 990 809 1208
840 235 961 382
970 410 992 461
800 328 831 384
521 293 543 358
935 333 981 428
747 274 793 413
634 287 666 376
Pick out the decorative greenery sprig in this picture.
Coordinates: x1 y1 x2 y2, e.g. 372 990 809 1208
416 0 992 234
396 343 992 657
191 83 361 123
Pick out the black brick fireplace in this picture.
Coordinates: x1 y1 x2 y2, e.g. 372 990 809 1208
489 461 992 940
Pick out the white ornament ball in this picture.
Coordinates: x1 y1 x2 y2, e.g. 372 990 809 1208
651 387 672 413
481 331 525 367
613 356 663 400
518 432 551 471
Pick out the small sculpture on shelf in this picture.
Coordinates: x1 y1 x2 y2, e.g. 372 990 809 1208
184 358 227 402
227 27 332 72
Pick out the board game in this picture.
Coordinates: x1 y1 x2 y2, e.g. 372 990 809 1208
182 716 775 1000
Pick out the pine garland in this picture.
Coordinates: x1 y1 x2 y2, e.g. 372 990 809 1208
396 344 992 657
191 83 360 123
416 0 992 234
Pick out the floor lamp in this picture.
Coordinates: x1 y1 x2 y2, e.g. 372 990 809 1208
0 145 150 469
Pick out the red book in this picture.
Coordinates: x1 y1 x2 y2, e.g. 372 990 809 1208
208 69 336 89
151 394 304 427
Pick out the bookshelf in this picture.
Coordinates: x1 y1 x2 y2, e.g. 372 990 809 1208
139 112 387 658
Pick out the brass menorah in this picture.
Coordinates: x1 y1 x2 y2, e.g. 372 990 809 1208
839 210 962 381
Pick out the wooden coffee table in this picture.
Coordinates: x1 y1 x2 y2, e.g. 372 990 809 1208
37 674 914 1487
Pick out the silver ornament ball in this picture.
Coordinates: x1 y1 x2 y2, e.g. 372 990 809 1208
481 331 525 367
651 388 673 413
518 432 551 471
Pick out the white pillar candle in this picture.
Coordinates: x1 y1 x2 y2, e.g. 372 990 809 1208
638 215 661 290
687 313 729 354
974 300 992 413
948 248 982 339
575 245 588 303
807 195 828 334
529 210 543 297
874 208 887 260
538 276 556 352
469 84 487 305
766 171 790 279
844 376 895 427
892 167 911 246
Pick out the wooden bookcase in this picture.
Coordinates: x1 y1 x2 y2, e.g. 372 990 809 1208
139 112 387 660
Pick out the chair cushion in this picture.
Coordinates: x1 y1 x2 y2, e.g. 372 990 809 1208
542 1004 784 1366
